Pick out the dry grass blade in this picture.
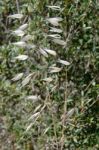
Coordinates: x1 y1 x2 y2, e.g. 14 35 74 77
49 66 62 73
22 35 32 41
22 73 33 87
50 27 62 33
12 41 26 47
46 17 63 26
26 111 41 132
47 34 61 39
34 104 42 113
19 23 28 30
26 112 41 132
66 108 76 119
39 48 48 57
53 39 66 46
11 73 24 81
26 123 34 132
26 95 40 101
28 112 40 121
42 77 53 82
12 29 25 37
26 44 36 49
14 55 28 61
58 59 70 66
44 48 57 56
8 14 23 19
47 5 60 11
44 127 51 135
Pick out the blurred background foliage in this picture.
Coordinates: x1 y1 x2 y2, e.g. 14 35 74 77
0 0 99 150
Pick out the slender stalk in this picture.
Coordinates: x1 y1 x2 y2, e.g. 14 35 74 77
16 0 20 13
64 67 68 114
60 67 68 150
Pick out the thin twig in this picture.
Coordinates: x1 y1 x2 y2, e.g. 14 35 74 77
16 0 20 13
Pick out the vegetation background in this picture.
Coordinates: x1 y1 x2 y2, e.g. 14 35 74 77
0 0 99 149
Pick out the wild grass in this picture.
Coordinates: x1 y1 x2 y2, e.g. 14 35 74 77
0 0 99 150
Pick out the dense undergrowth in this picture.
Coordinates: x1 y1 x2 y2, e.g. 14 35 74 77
0 0 99 150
